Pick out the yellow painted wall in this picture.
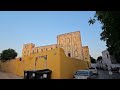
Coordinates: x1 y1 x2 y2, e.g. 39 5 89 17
0 48 88 79
0 58 24 76
82 46 91 68
59 48 89 79
0 48 61 79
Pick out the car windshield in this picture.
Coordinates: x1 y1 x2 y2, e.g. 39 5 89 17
75 71 89 76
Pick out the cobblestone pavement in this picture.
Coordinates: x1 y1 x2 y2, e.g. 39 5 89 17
0 71 23 79
97 70 120 79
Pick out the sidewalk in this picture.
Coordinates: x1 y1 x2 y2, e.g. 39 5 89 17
97 70 120 79
0 71 23 79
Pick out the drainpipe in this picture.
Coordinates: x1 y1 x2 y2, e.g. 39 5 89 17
35 57 37 71
44 55 47 69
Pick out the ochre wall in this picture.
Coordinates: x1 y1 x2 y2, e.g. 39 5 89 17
0 48 88 79
82 46 91 68
22 43 57 57
59 48 89 79
0 58 24 76
0 48 61 79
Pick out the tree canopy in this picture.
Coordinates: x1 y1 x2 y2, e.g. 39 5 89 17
0 48 17 61
0 53 1 60
97 56 102 61
88 11 120 63
90 56 96 63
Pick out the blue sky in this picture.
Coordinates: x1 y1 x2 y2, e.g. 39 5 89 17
0 11 107 59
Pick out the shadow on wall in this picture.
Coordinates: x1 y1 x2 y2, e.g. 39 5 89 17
59 48 89 79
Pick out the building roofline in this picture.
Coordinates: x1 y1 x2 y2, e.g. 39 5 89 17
82 46 88 48
23 43 35 45
102 50 108 53
36 44 57 48
57 31 80 37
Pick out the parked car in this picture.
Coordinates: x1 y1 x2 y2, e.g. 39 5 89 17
89 67 98 75
73 70 96 79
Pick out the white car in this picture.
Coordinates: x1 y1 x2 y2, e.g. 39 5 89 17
89 67 98 75
73 70 96 79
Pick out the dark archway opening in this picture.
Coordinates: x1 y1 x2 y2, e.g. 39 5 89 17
68 53 71 57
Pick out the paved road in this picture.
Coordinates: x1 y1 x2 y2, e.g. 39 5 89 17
97 70 120 79
0 71 23 79
0 70 120 79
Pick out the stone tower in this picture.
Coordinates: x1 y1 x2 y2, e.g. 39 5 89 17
22 43 35 56
57 31 83 60
82 46 90 62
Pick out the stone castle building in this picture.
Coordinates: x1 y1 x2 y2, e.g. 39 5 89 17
22 31 90 61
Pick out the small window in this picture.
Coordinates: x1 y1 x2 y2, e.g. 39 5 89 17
28 51 29 54
68 53 71 57
74 50 78 57
19 58 22 61
67 38 70 43
51 48 53 50
41 49 43 52
107 54 109 59
46 48 48 51
37 49 38 53
67 45 70 50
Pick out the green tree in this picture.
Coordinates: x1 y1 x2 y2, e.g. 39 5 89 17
0 48 17 61
97 56 102 61
0 53 1 60
88 11 120 63
90 56 96 63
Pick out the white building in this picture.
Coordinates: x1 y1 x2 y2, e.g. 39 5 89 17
102 50 120 70
96 58 106 70
96 50 120 70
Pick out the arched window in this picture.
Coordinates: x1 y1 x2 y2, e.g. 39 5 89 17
28 51 29 55
107 54 109 59
19 58 22 61
61 44 63 47
37 49 38 53
74 44 77 50
73 37 76 43
74 50 78 57
67 38 70 43
67 45 70 50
